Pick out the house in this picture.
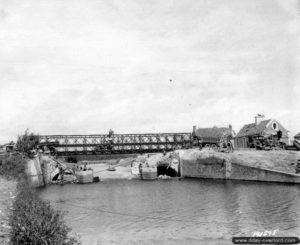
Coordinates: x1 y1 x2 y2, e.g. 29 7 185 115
2 141 16 152
234 114 289 148
193 125 236 147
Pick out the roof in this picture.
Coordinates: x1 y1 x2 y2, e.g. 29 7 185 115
3 141 15 147
236 119 289 138
195 127 231 141
236 119 271 138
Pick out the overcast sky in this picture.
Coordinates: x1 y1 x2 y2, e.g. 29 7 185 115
0 0 299 143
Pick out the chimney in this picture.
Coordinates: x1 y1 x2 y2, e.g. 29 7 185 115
192 125 196 135
255 114 265 125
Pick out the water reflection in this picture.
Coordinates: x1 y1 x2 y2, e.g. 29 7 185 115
38 179 300 245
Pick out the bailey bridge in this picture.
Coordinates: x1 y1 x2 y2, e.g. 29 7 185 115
39 133 193 155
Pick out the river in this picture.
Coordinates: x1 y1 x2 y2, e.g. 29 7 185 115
38 179 300 245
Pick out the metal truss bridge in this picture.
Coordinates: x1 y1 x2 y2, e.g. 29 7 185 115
39 133 192 155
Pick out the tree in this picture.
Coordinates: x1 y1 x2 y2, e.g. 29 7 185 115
16 129 39 157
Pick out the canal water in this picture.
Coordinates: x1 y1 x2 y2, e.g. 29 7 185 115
38 179 300 245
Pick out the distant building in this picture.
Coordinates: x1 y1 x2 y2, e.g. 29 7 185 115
2 141 16 152
193 125 236 147
234 114 289 148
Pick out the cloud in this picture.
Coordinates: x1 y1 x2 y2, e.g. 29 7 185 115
0 0 299 143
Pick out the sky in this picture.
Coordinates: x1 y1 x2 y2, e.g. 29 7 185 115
0 0 299 143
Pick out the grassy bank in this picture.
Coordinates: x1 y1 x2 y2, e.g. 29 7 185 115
0 154 80 245
0 153 26 180
0 176 16 244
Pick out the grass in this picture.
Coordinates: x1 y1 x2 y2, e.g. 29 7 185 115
0 153 26 180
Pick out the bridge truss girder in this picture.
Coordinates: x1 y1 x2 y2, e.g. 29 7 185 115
39 133 192 155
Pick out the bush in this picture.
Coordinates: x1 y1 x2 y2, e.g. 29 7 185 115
16 129 39 158
0 154 26 179
1 153 81 245
9 179 80 245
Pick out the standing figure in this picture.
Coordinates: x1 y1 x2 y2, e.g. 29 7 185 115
59 166 64 184
72 164 76 174
139 163 143 180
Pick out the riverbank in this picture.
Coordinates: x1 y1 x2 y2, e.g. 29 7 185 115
0 177 16 244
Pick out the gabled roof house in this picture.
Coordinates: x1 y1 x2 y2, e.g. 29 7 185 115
193 125 235 146
235 114 289 148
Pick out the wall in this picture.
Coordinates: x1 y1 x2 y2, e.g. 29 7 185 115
180 151 300 184
229 163 300 183
40 155 59 184
234 137 247 148
181 156 226 179
26 156 45 187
